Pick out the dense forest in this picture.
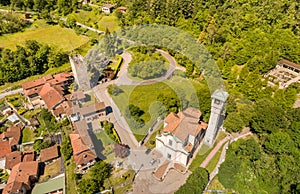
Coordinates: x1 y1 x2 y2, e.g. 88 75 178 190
114 0 300 193
0 40 68 85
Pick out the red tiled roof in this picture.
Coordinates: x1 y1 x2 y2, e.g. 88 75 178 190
40 145 59 162
162 108 207 142
39 83 65 110
69 131 97 166
103 4 114 9
22 77 46 90
22 72 72 97
6 126 21 146
4 161 39 193
117 6 127 11
5 151 22 170
0 140 11 158
23 151 35 162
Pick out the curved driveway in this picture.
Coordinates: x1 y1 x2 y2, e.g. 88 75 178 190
116 49 179 86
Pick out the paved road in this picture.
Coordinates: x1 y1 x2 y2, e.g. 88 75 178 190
0 88 23 99
93 81 140 149
116 49 179 86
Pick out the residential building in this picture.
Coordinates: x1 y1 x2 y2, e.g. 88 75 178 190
40 145 60 163
0 140 11 159
69 130 97 173
117 6 127 13
5 151 22 170
156 108 208 167
3 161 39 194
22 72 73 115
102 4 114 14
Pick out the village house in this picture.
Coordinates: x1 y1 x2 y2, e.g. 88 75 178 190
117 6 127 13
22 72 73 119
0 140 11 159
102 4 115 14
3 161 39 194
0 126 22 150
69 129 97 173
154 108 207 180
5 151 22 171
40 144 60 164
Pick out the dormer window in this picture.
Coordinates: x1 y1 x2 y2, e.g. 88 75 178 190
83 155 87 158
168 140 172 146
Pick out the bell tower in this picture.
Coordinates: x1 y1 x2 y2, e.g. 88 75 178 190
204 89 229 146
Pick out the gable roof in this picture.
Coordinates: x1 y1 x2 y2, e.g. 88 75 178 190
6 126 21 146
69 130 97 166
23 151 35 162
103 4 114 9
163 108 207 143
32 176 64 194
40 145 59 162
39 83 65 110
5 151 22 170
0 140 11 158
4 161 39 193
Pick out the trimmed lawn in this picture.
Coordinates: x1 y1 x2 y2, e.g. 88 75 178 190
22 127 35 143
0 21 89 51
98 15 120 32
188 132 227 172
206 144 225 173
145 123 163 149
111 76 206 140
65 157 77 194
94 130 114 146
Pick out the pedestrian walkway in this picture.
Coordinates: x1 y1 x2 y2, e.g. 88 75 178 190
200 136 230 168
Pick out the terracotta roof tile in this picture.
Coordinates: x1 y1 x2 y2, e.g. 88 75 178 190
5 151 22 170
39 83 65 110
0 140 11 158
6 126 21 146
23 151 35 162
40 145 59 162
162 108 207 142
69 130 97 166
4 161 39 193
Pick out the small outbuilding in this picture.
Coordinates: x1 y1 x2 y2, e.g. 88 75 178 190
102 4 115 14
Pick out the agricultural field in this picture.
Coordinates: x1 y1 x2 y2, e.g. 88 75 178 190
0 20 89 51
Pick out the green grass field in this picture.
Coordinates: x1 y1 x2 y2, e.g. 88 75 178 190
111 76 205 140
0 21 89 51
74 10 120 32
22 128 36 143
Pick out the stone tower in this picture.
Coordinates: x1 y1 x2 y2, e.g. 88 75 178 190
204 89 229 146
